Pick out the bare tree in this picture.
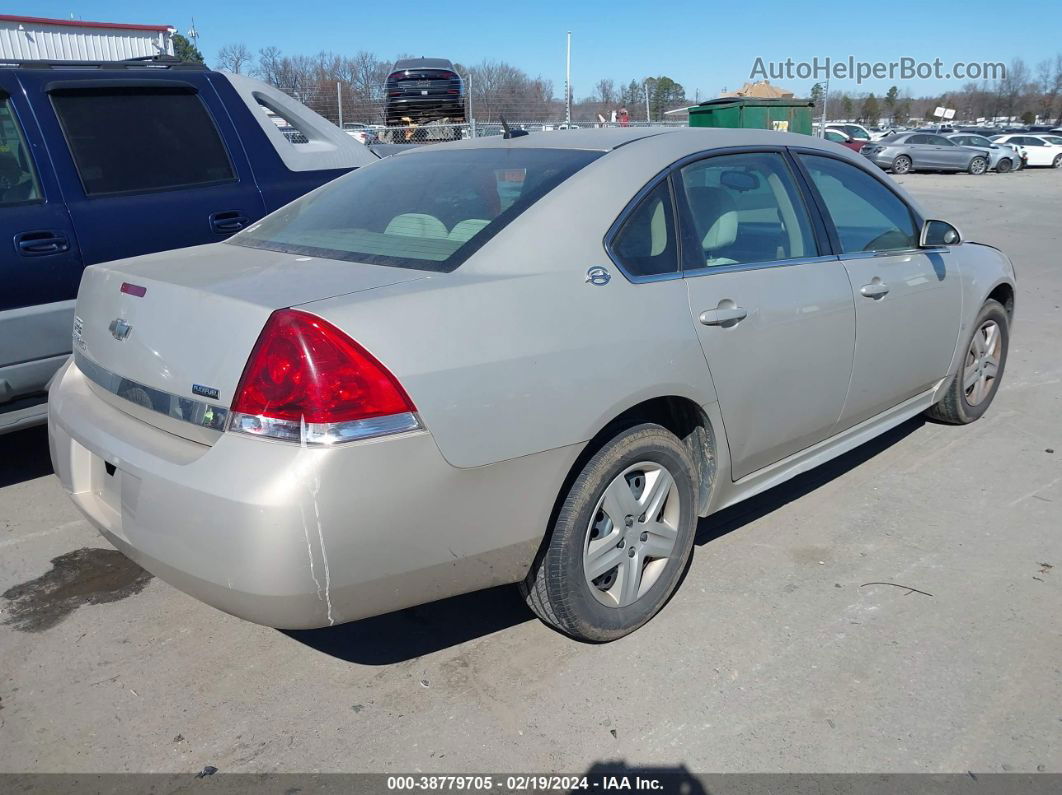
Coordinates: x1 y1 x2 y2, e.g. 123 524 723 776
216 42 253 75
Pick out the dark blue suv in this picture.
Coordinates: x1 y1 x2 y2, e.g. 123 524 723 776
0 58 376 433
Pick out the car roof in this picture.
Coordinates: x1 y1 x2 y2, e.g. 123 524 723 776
406 126 853 155
392 57 454 70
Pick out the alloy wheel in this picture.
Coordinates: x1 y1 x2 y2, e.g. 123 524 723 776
963 320 1002 406
583 462 681 608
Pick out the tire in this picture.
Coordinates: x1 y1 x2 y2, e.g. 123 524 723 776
521 423 698 642
892 155 913 174
1053 154 1062 169
968 156 988 175
996 158 1012 173
926 299 1009 425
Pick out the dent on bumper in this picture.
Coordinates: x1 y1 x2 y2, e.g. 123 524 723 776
48 360 576 628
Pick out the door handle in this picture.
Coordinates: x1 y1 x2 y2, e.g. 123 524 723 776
14 230 70 256
860 281 890 299
699 306 748 326
209 210 250 234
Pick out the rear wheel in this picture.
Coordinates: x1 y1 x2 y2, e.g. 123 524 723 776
1053 154 1062 169
926 299 1009 424
521 424 698 642
968 156 987 175
892 155 913 174
996 157 1012 173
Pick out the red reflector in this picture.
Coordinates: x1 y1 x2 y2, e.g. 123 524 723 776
120 282 147 297
231 309 415 424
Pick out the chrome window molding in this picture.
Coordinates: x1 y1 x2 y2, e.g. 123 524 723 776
75 351 229 431
681 254 841 279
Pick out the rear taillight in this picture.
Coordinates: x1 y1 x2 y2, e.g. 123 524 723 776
228 309 420 445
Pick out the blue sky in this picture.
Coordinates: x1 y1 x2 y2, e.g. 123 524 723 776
30 1 1060 99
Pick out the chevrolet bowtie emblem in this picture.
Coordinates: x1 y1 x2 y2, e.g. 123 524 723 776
109 318 132 341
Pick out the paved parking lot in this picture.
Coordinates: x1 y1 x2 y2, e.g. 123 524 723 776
1 170 1060 775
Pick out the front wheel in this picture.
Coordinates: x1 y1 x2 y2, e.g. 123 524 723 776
968 156 987 175
926 299 1009 424
1053 154 1062 169
892 155 913 174
996 157 1012 174
521 423 698 642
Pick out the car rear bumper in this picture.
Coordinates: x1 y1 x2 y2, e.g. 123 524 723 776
48 359 572 628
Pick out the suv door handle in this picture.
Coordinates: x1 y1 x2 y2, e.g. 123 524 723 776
699 306 748 326
860 281 890 299
15 230 70 256
209 210 250 234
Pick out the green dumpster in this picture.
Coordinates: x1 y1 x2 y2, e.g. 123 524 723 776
688 97 814 135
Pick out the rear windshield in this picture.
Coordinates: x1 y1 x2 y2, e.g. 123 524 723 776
230 147 601 271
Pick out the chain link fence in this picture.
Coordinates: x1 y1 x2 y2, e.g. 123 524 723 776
269 83 688 145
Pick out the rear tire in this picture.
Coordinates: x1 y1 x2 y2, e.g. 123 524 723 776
968 156 987 175
926 299 1009 425
1053 154 1062 169
521 424 698 642
892 155 913 174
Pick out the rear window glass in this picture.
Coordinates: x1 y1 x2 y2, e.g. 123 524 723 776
230 147 601 271
51 88 235 195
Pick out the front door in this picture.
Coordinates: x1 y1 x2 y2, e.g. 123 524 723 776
676 151 856 479
795 153 963 429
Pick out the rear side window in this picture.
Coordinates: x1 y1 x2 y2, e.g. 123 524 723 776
798 154 917 254
51 88 235 195
610 180 679 278
0 98 41 204
232 147 601 272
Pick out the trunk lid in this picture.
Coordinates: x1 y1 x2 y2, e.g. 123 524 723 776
73 242 425 441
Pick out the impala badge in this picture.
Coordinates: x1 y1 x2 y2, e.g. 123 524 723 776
109 318 132 341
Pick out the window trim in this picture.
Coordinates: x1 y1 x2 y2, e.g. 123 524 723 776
788 147 927 258
602 169 685 282
605 145 835 283
0 93 45 207
48 86 239 199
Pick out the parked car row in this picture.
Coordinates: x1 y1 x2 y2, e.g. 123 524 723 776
0 57 377 435
858 131 1062 174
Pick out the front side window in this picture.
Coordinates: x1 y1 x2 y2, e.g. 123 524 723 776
232 148 601 272
0 98 41 204
677 152 816 268
610 180 679 277
798 154 917 254
51 87 235 195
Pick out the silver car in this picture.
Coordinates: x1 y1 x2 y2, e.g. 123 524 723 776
861 132 989 174
48 128 1016 641
945 133 1022 172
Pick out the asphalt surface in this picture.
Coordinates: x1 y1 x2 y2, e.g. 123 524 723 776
1 170 1060 775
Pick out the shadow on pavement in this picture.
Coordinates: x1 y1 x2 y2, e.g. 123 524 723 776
0 424 53 489
286 417 926 665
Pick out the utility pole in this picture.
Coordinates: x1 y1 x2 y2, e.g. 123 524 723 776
337 81 343 129
819 74 830 136
565 32 572 126
465 72 474 137
644 80 651 122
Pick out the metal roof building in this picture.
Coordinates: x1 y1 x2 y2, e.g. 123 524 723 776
0 14 175 61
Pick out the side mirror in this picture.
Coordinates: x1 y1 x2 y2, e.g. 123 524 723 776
920 219 961 247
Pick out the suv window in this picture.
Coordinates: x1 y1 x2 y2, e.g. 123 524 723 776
799 154 917 254
677 152 816 268
51 87 235 195
611 180 679 277
233 147 601 272
0 98 41 204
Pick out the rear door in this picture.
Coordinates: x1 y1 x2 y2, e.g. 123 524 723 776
0 77 83 393
905 135 937 168
675 150 855 479
795 152 962 429
23 72 267 267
